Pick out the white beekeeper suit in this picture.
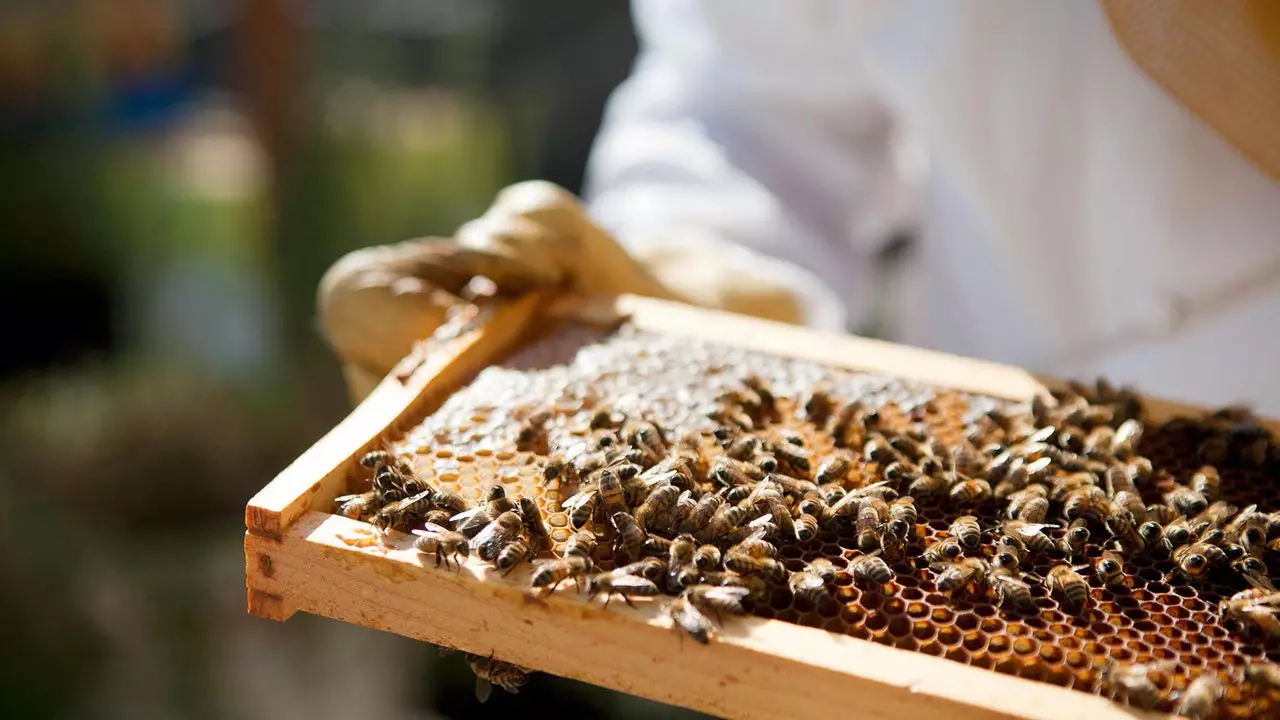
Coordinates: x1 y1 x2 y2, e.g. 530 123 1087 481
585 0 1280 414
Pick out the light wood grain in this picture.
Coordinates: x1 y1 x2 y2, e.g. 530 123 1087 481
245 293 546 537
246 511 1163 720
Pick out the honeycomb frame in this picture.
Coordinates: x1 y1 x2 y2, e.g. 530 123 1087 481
246 294 1280 720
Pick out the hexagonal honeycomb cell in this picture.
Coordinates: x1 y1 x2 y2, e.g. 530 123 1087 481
340 321 1279 717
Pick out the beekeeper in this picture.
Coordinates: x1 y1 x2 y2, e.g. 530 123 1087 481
319 1 1280 412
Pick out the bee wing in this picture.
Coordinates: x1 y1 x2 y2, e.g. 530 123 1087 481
747 513 775 529
701 585 751 603
422 522 452 535
790 571 825 591
450 507 486 524
1010 522 1058 538
334 493 364 503
642 469 680 488
854 480 891 496
1244 573 1280 593
560 489 597 511
608 574 657 592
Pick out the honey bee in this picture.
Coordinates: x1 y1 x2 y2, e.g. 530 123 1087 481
698 504 749 544
1233 556 1277 591
1160 517 1193 553
1172 541 1226 580
1094 550 1126 587
672 490 698 531
685 584 751 623
729 527 778 559
422 508 454 528
1057 520 1090 559
370 489 431 534
794 512 821 542
814 454 852 484
888 496 917 535
428 487 469 517
562 529 597 561
1045 564 1089 613
694 545 722 572
334 490 382 520
711 455 765 487
1001 520 1057 555
830 399 866 445
933 557 989 595
682 493 725 535
465 652 529 703
1048 471 1098 504
987 565 1036 613
922 537 965 565
667 595 715 644
666 534 698 592
949 478 992 507
789 558 837 605
950 515 981 549
856 497 889 551
799 387 836 425
585 570 661 608
769 440 810 475
496 538 533 575
611 511 646 560
613 557 669 585
1105 506 1146 554
1189 465 1221 502
1110 418 1143 459
1220 588 1280 639
453 486 517 536
1176 673 1224 720
514 410 550 453
724 550 786 581
1006 484 1050 523
1165 484 1209 517
1144 500 1180 525
1239 659 1280 695
849 552 894 586
411 523 469 569
597 469 629 519
993 461 1031 501
634 484 680 535
470 511 523 562
723 433 760 460
1098 660 1167 710
907 471 950 499
530 555 592 593
515 497 552 553
1063 484 1108 525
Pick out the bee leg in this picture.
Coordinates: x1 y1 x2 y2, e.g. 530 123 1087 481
621 594 637 609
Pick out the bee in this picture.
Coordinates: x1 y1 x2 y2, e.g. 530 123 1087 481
470 511 523 562
1105 506 1146 554
666 534 698 592
1195 500 1238 530
597 469 629 519
453 486 518 536
411 523 470 569
949 478 992 507
950 515 981 549
1172 541 1226 580
769 440 810 475
496 538 533 575
682 493 724 535
1083 426 1116 459
1110 418 1143 459
857 497 889 551
1145 502 1180 525
879 526 908 561
1165 484 1208 517
1063 484 1108 525
1049 471 1099 504
612 557 669 585
1136 521 1164 552
987 565 1036 613
1220 588 1280 639
907 471 950 499
729 528 778 559
994 535 1027 568
723 434 760 460
1233 556 1276 591
698 504 749 544
694 545 722 572
789 558 837 606
1177 673 1224 720
724 550 786 582
887 496 917 535
585 570 661 608
530 555 591 593
334 490 382 520
849 552 894 586
992 461 1030 500
465 652 529 703
1057 520 1090 559
611 512 646 560
1098 660 1167 710
722 485 752 504
799 387 836 425
642 535 672 557
881 460 916 488
671 490 698 532
711 455 765 487
814 454 852 484
515 497 552 553
667 595 715 644
933 557 989 595
1190 465 1221 502
514 410 550 453
1006 484 1050 523
830 399 866 445
362 450 417 498
634 484 680 535
1094 550 1126 587
561 486 599 530
922 537 965 565
685 584 751 623
1161 517 1193 553
1226 503 1268 546
422 508 454 528
1239 659 1280 695
1045 564 1089 613
794 512 821 542
1001 520 1057 554
626 419 668 463
562 529 597 561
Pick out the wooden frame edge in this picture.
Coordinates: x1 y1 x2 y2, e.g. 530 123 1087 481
245 511 1164 720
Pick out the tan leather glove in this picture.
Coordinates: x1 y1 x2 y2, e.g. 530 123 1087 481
318 181 810 402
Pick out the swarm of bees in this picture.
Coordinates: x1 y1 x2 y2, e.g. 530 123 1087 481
340 372 1280 715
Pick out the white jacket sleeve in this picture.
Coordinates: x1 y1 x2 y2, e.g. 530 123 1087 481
583 0 920 333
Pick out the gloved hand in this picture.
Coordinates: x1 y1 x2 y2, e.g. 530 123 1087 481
318 181 811 401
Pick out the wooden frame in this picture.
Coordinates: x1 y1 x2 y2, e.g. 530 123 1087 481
247 293 1272 720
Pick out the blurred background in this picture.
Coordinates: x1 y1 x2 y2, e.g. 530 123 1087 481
0 2 705 718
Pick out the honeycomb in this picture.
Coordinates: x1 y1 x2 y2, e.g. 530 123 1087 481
349 321 1279 717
